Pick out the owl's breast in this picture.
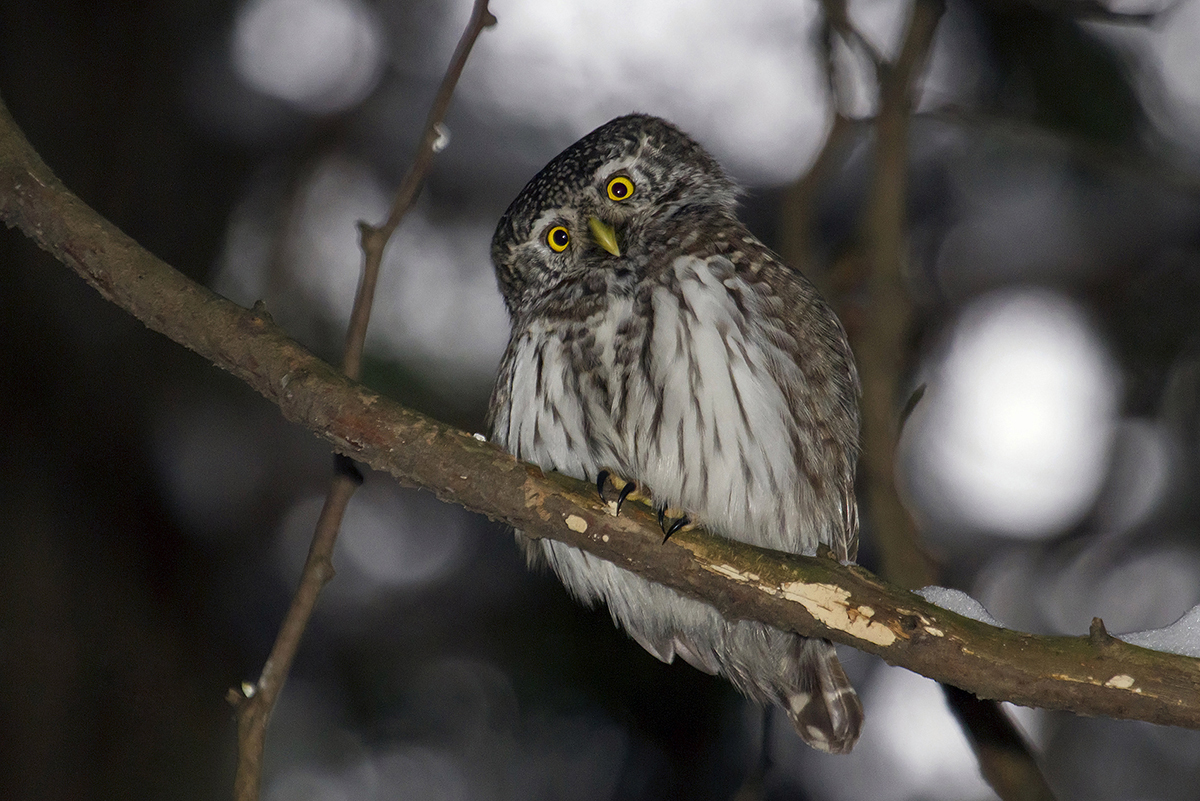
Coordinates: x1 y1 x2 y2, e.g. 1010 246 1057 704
619 255 834 552
492 299 641 483
493 259 843 555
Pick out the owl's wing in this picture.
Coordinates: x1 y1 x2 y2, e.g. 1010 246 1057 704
834 326 861 564
776 264 862 564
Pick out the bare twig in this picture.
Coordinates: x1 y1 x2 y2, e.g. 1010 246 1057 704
227 464 359 801
220 3 496 799
777 1 871 308
776 111 856 300
790 2 1056 797
345 0 497 379
819 0 886 81
4 93 1200 731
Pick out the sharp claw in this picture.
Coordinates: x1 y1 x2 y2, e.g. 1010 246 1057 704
616 481 636 514
598 470 638 516
662 514 690 543
655 505 689 543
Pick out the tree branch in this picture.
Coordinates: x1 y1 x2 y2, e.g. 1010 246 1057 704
3 91 1200 734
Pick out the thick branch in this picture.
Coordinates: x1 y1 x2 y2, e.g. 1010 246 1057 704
3 92 1200 732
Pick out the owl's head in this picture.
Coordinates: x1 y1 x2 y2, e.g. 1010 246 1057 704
491 114 739 317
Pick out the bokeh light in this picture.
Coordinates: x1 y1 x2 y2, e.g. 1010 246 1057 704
1135 0 1200 150
465 0 833 183
260 660 630 801
232 0 385 114
288 153 391 317
1092 418 1175 531
1088 0 1200 154
905 288 1120 539
1060 545 1200 634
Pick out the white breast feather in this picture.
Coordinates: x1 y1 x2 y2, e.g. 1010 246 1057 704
633 256 813 551
506 329 595 480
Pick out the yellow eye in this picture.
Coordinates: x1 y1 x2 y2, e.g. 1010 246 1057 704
547 225 570 252
606 175 635 202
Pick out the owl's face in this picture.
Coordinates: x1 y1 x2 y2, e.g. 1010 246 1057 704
491 114 739 317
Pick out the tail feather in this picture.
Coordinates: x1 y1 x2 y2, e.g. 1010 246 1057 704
785 639 863 754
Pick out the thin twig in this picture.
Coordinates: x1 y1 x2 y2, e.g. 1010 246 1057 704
776 5 850 272
789 2 1057 798
344 0 497 380
819 0 886 83
228 462 359 801
224 2 496 799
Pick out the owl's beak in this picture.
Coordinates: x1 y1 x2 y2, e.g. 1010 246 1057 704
588 216 621 257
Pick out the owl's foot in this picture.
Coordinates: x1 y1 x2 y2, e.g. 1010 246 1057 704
595 471 689 540
657 505 691 543
596 469 641 516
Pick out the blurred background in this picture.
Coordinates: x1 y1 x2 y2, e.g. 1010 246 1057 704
3 0 1200 798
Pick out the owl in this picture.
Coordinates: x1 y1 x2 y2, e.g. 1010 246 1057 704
487 114 863 753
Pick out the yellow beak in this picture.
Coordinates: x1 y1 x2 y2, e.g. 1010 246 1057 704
588 216 621 257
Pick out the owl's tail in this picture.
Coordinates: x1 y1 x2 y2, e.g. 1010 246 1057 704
785 638 863 754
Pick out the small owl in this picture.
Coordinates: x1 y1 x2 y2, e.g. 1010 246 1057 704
487 114 863 753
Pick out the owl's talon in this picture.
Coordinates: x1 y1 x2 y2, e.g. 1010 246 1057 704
657 505 690 542
596 470 639 516
617 481 636 513
596 470 610 502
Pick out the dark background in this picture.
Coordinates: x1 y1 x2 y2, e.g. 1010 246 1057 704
3 1 1200 799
